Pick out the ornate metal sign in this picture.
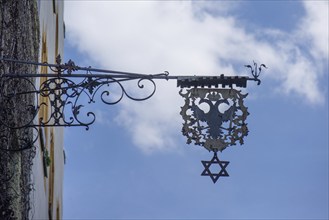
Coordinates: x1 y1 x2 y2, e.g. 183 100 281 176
180 88 249 152
179 62 266 183
0 55 266 182
180 88 249 183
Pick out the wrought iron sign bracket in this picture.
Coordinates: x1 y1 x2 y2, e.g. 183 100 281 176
0 55 266 183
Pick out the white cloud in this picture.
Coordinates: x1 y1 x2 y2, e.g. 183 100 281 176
300 1 329 62
64 1 328 153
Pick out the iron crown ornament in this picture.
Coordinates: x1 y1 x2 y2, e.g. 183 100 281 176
0 55 266 182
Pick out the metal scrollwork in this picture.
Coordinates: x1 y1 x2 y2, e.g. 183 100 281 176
0 55 166 153
0 76 38 129
0 56 161 131
180 88 249 152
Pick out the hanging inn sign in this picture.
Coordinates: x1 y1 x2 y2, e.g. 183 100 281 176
0 55 266 183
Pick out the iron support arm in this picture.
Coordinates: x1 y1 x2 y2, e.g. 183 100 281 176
1 56 264 89
0 55 266 151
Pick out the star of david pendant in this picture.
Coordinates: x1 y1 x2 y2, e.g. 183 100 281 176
201 152 229 183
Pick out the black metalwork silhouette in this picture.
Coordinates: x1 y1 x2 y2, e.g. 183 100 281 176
0 55 265 183
180 88 249 153
179 62 266 182
244 61 267 85
201 152 229 183
0 55 169 132
0 55 262 131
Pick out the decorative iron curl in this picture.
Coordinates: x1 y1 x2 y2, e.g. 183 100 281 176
123 77 157 102
0 67 159 131
80 75 157 105
245 61 267 85
0 126 38 151
0 76 38 129
37 76 96 129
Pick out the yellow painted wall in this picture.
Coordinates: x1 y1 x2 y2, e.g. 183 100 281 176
32 1 64 219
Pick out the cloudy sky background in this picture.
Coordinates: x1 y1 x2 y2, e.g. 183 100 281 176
62 1 328 219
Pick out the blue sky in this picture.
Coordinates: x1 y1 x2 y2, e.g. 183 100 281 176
62 1 328 219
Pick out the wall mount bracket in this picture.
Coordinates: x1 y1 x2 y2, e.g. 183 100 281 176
0 55 266 183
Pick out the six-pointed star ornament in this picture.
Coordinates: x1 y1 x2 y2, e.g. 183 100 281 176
201 152 229 183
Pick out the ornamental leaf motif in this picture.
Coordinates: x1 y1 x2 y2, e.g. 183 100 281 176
180 88 249 152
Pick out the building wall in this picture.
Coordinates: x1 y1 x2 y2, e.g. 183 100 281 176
0 1 40 219
31 1 65 219
0 1 64 218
